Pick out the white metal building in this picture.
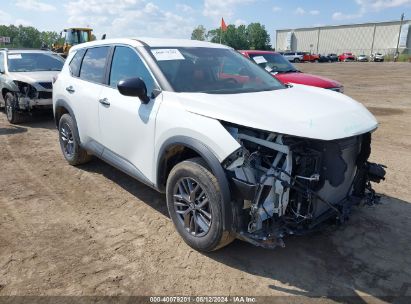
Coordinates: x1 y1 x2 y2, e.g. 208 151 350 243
276 19 411 55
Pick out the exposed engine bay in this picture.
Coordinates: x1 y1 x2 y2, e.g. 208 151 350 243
223 123 386 249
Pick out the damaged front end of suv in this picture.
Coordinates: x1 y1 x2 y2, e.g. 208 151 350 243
0 49 64 123
10 80 53 110
223 124 386 249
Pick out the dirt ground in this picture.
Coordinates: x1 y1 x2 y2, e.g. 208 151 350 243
0 62 410 303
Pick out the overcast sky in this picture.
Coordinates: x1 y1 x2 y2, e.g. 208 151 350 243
1 0 410 45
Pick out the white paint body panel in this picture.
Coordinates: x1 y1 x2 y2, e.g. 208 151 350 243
53 52 101 144
98 86 164 182
177 84 377 141
154 91 241 166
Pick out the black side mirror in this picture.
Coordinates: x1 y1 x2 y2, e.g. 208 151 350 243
117 77 150 103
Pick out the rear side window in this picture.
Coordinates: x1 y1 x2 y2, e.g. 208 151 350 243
69 49 85 77
109 46 155 94
80 47 110 84
0 53 4 71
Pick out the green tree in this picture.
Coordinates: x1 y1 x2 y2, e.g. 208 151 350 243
207 28 222 44
246 23 271 50
202 22 270 50
0 24 60 48
191 25 207 41
40 31 60 48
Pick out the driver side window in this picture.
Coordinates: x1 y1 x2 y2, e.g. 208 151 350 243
109 46 155 96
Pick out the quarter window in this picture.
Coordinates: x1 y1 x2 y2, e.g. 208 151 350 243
109 46 155 95
69 49 86 77
80 47 109 84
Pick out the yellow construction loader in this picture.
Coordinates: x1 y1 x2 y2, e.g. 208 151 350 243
52 28 94 57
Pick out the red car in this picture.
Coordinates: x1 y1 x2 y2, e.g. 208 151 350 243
338 52 356 62
303 52 320 62
240 50 344 92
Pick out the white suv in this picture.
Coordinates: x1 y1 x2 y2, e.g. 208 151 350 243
282 51 304 63
53 38 385 251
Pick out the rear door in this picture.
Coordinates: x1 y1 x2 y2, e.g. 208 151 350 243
98 45 162 182
66 46 110 146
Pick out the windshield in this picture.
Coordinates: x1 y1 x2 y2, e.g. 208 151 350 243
248 53 298 73
149 47 285 94
7 52 64 72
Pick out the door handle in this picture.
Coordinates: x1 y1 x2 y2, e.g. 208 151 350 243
99 98 110 106
66 86 75 94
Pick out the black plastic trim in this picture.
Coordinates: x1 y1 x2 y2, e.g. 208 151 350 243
157 136 233 230
137 45 174 92
54 99 81 144
84 140 155 189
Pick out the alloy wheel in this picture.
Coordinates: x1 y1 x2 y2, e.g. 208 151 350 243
60 123 74 157
173 177 212 237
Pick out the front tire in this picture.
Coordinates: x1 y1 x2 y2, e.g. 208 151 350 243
58 113 91 166
166 158 234 252
5 92 24 124
294 58 300 63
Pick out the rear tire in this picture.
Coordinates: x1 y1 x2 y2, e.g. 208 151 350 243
58 113 91 166
5 92 25 124
166 157 234 252
294 58 300 63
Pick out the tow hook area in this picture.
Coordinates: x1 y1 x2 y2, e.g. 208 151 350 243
237 231 285 249
364 162 386 206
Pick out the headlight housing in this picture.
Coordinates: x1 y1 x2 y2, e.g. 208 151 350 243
13 81 37 97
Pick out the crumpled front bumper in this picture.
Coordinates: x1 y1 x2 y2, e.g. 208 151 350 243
17 93 52 110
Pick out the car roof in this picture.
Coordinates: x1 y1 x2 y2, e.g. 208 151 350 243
4 49 54 54
70 37 228 52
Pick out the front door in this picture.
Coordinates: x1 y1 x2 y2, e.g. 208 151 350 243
98 46 162 183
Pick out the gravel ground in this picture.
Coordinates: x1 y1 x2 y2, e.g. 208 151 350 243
0 62 410 303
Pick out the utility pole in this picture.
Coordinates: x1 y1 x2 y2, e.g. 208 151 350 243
316 27 321 54
370 23 376 55
394 13 405 62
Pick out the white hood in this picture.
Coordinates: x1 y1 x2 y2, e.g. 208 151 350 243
9 71 59 84
175 84 377 141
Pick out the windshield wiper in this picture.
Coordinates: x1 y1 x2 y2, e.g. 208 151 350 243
275 70 298 74
37 69 61 71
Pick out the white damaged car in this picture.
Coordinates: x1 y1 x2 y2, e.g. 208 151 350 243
0 49 64 123
53 38 386 251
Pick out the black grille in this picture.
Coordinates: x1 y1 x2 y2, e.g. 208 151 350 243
38 91 52 99
38 82 52 90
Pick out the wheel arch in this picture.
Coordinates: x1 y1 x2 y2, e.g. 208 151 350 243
54 99 81 144
157 136 233 231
